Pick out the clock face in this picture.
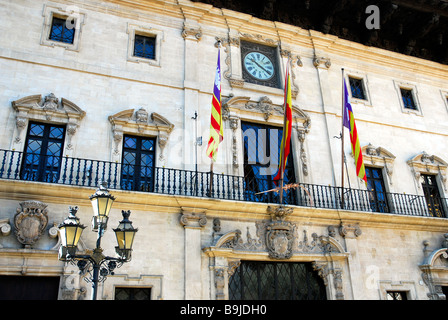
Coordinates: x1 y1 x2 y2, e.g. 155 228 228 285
243 52 275 81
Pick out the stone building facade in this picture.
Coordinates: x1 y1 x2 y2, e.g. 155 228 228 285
0 0 447 300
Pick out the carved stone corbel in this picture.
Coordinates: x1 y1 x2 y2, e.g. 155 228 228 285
181 24 202 41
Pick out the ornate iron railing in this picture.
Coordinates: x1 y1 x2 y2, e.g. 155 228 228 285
0 149 446 218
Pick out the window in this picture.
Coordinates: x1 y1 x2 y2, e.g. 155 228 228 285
242 122 296 205
386 291 407 300
366 167 389 213
421 174 445 217
49 16 75 44
348 77 366 100
121 135 156 192
126 23 163 66
400 88 417 110
133 34 156 60
21 122 66 183
115 287 151 300
229 261 327 300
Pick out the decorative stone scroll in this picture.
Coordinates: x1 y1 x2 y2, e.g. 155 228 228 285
407 151 448 190
11 93 85 149
108 108 174 162
13 200 49 247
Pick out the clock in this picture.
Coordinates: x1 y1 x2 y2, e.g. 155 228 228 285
243 52 275 80
240 40 280 88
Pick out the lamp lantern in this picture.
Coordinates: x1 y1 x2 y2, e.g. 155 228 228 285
89 182 115 230
113 210 138 261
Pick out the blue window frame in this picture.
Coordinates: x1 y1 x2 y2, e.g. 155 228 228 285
242 122 296 205
49 16 75 44
133 34 156 60
348 77 366 100
121 135 156 192
21 122 66 183
400 88 417 110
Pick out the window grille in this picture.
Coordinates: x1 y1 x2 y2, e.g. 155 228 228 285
229 261 327 300
115 287 151 300
348 77 366 100
49 17 75 44
134 34 156 60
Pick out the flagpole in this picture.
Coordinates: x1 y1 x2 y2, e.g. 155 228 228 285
278 59 291 206
341 68 345 210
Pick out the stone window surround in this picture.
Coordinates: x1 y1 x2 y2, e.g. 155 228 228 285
393 80 423 116
11 93 86 157
221 95 311 180
407 151 448 192
40 4 86 51
126 22 164 67
441 89 448 113
361 143 396 187
344 70 373 107
108 108 174 165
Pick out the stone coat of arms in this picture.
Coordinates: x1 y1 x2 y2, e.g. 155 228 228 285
14 200 49 247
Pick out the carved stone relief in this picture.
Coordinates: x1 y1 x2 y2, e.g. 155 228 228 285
13 200 49 247
11 93 85 150
108 108 174 163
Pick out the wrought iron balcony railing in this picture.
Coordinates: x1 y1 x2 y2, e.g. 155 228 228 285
0 149 446 218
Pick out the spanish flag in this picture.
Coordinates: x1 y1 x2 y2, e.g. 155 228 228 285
343 78 367 186
206 49 223 161
274 61 292 183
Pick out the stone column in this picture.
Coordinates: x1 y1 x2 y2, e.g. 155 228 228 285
339 223 363 299
180 211 207 299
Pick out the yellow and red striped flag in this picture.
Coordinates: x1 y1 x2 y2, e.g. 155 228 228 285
343 79 367 186
206 49 223 161
274 61 292 183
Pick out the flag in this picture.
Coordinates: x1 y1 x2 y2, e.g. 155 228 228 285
274 61 292 183
343 79 367 186
206 49 223 161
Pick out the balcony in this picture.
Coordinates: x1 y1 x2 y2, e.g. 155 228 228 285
0 149 446 218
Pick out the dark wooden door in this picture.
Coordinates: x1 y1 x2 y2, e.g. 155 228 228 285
0 276 60 300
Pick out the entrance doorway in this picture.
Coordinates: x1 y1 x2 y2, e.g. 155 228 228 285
0 276 60 300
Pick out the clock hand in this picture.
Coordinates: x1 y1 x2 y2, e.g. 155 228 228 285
250 58 272 75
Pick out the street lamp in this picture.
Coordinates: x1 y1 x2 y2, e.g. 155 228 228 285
58 183 138 300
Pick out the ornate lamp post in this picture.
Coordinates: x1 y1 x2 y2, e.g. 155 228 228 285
58 184 138 300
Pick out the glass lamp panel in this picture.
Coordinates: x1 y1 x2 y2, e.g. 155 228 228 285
115 229 136 250
91 196 114 220
60 224 83 247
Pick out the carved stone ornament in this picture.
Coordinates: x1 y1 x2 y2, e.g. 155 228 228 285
361 143 396 184
11 93 85 145
109 108 174 161
407 151 448 190
420 235 448 300
265 220 295 259
14 200 49 247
